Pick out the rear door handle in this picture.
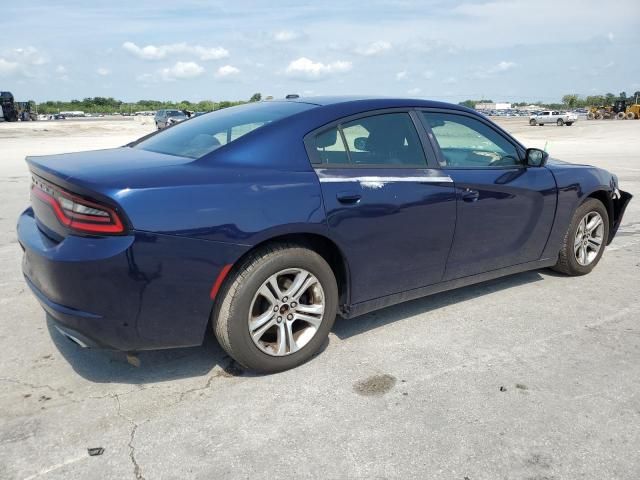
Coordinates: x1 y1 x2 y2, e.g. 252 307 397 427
336 191 362 204
461 189 480 202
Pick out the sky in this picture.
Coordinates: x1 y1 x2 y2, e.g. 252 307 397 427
2 0 639 103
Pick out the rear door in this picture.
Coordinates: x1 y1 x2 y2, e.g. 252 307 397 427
419 110 557 280
306 110 457 304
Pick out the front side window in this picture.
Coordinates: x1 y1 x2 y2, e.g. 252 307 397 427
136 101 315 159
421 112 521 168
313 112 427 167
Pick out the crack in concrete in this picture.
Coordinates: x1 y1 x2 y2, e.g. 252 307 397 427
113 394 146 480
0 377 81 404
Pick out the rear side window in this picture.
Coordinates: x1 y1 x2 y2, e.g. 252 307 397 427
135 101 315 159
312 112 427 167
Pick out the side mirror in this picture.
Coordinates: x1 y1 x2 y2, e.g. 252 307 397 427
525 148 548 167
353 137 369 151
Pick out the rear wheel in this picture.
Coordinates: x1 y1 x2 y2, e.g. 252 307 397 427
616 112 626 119
557 118 564 126
587 112 595 120
552 198 609 276
213 244 338 373
627 112 636 120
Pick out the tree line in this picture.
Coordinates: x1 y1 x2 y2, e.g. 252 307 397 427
33 93 263 114
458 91 640 110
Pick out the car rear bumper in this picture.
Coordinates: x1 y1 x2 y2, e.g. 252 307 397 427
18 207 248 351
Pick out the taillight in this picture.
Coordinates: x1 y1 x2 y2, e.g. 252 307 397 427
31 175 125 234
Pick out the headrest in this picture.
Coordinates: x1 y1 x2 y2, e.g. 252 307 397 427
316 128 337 148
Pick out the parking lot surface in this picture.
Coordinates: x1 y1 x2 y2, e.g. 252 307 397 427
1 117 639 479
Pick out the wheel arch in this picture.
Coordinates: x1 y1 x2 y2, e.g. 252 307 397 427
584 189 614 243
210 232 351 323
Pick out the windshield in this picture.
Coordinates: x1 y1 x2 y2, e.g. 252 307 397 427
166 110 185 117
136 101 314 159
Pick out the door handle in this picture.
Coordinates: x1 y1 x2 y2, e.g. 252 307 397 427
461 189 480 202
336 191 362 204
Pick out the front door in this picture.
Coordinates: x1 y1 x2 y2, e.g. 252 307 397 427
307 111 457 304
420 110 557 280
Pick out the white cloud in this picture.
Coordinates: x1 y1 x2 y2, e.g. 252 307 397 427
494 61 516 72
423 70 434 79
607 32 614 42
443 76 458 84
55 65 66 74
13 46 47 65
273 30 300 42
136 73 155 83
97 67 111 76
0 58 19 76
473 60 516 79
122 41 229 61
216 65 240 77
285 57 352 80
160 61 205 81
354 41 392 56
396 71 408 81
407 87 422 95
0 46 47 77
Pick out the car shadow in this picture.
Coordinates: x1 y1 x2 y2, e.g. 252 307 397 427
48 269 546 383
333 269 547 340
47 317 249 384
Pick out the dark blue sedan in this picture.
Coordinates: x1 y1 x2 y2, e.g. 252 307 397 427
18 97 632 372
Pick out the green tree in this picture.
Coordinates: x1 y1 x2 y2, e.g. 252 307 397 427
249 93 262 102
562 94 579 108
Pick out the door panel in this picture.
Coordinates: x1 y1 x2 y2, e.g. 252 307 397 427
442 168 557 279
419 110 558 279
318 168 457 303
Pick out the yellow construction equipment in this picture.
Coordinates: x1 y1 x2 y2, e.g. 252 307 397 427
587 99 640 120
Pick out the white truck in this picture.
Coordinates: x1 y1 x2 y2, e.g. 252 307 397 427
529 110 578 126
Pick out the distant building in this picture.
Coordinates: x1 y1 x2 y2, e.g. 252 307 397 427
474 102 511 111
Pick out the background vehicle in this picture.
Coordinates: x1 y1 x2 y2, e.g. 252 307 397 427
155 109 188 129
0 91 18 122
18 98 631 372
586 99 640 120
529 110 577 126
16 101 38 121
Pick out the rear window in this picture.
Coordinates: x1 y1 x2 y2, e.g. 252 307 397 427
135 101 315 159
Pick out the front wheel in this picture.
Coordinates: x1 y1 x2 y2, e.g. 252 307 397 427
529 119 537 126
557 118 564 126
565 122 573 126
213 244 338 373
552 198 609 276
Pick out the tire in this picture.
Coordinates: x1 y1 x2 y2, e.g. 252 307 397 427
552 198 609 276
587 112 595 120
565 122 573 126
538 123 544 126
595 114 603 120
529 119 537 126
213 244 338 373
627 112 636 120
557 118 564 126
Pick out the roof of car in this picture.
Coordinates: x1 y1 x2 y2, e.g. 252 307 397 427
281 95 471 112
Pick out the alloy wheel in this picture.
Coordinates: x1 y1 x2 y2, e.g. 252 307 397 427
574 211 604 266
248 268 325 356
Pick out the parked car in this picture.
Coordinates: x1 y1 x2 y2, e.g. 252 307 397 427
18 97 631 372
155 109 188 129
529 110 578 126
